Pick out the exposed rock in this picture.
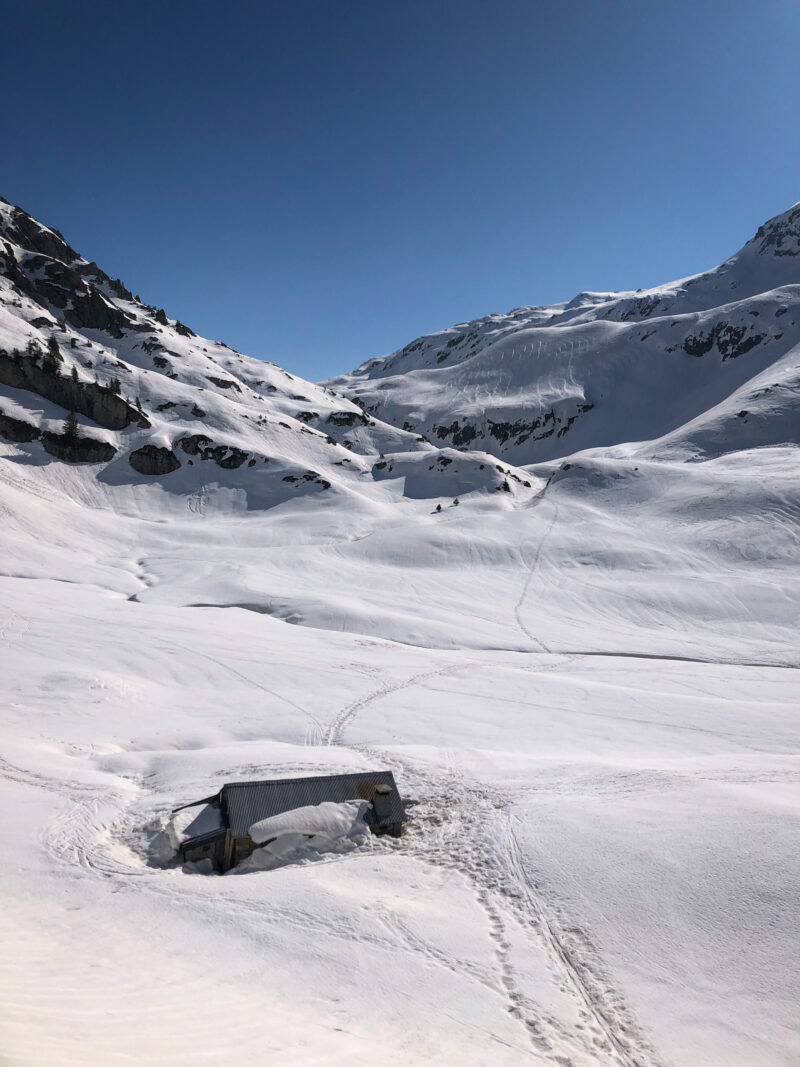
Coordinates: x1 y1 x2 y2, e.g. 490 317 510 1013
129 445 181 475
683 322 766 360
0 410 40 442
177 434 249 469
21 256 135 337
206 375 240 391
0 349 150 430
755 204 800 257
326 410 369 427
0 204 78 263
41 430 116 464
433 420 482 447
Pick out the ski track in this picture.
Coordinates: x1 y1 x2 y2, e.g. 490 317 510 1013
355 742 662 1067
163 636 325 737
9 601 784 1066
514 501 559 654
318 661 480 747
5 630 785 1067
2 642 663 1067
309 639 661 1066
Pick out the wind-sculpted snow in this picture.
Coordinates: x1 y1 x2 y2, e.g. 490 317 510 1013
1 197 799 1066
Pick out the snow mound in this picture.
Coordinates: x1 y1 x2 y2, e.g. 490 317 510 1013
249 799 371 843
144 803 223 867
234 800 371 873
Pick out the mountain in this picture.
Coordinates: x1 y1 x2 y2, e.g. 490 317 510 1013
327 204 800 465
0 198 541 511
1 197 799 1067
2 197 798 506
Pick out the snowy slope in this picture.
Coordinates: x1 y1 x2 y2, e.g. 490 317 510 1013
1 197 799 1067
2 197 526 510
327 205 800 464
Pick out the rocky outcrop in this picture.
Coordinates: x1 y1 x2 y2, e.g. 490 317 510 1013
325 410 370 428
21 256 135 336
432 420 481 447
0 202 78 263
681 322 766 361
755 203 800 257
206 375 240 391
177 434 249 469
0 410 40 442
0 350 150 430
281 469 331 490
129 445 181 475
41 431 116 464
0 201 181 336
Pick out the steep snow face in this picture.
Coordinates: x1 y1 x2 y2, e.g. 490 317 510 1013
327 204 800 464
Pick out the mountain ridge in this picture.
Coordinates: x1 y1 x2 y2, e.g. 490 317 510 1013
327 202 800 465
1 195 798 520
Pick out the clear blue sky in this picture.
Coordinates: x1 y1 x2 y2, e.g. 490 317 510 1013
3 0 798 381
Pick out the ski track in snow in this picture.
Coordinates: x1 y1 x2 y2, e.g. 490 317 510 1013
514 500 559 654
163 635 326 737
5 591 786 1063
309 650 662 1065
356 742 661 1067
317 661 482 747
1 643 664 1067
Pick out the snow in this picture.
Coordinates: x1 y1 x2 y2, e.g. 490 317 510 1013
0 197 799 1066
248 799 371 844
326 206 800 467
232 800 373 872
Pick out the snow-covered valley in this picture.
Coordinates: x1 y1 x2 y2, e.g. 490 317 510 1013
1 198 798 1066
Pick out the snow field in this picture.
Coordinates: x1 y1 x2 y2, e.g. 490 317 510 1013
1 435 798 1065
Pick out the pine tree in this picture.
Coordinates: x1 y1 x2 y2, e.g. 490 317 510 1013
43 335 62 373
71 366 79 383
63 411 78 441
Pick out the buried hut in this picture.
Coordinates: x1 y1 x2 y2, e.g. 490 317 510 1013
174 770 406 872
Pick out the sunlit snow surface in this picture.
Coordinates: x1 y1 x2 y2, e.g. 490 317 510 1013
1 440 798 1067
1 197 799 1066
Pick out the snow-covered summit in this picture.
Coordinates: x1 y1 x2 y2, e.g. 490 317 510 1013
327 204 800 464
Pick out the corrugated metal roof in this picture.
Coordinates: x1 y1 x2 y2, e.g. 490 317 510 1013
222 771 405 837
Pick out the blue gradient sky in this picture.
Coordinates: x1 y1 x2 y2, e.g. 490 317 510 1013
3 0 798 380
